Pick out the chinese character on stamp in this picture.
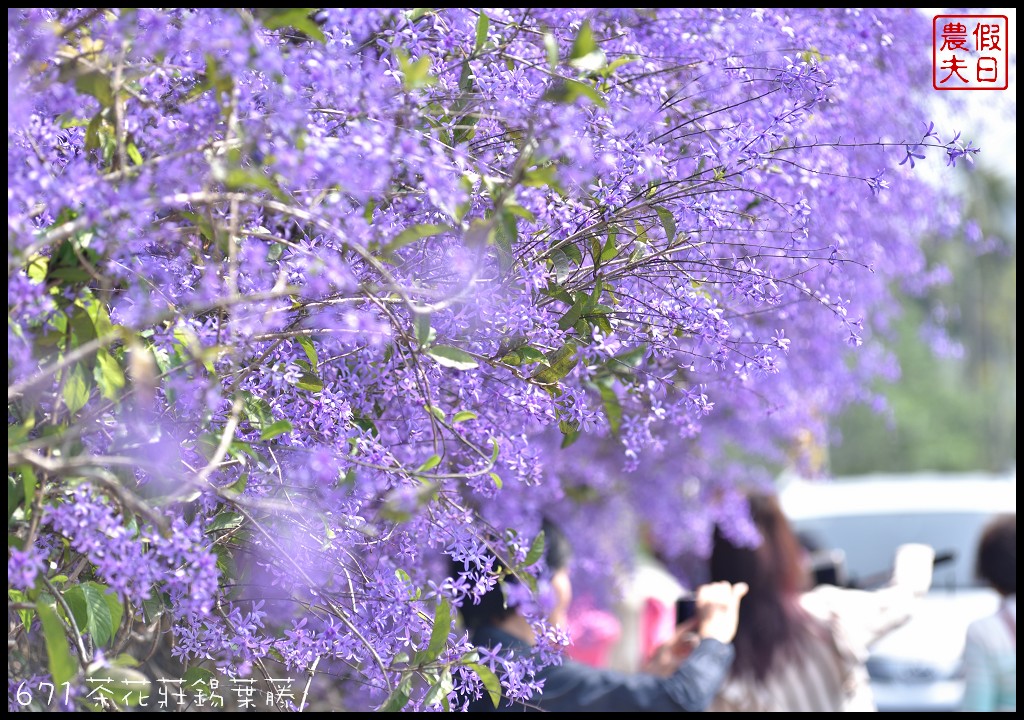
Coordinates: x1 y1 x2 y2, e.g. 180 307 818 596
933 14 1009 90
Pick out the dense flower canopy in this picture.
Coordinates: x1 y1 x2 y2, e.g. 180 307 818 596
8 7 980 711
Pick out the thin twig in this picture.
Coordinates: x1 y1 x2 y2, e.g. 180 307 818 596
41 575 91 668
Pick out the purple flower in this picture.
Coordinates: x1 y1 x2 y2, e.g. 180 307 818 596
8 546 44 590
6 6 987 711
899 145 926 169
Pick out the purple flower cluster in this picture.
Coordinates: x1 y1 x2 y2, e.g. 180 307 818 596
44 487 219 617
7 546 44 591
8 7 982 711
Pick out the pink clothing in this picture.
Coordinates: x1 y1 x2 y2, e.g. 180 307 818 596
641 596 677 666
565 599 623 668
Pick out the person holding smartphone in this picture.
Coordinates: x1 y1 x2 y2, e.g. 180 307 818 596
451 519 749 712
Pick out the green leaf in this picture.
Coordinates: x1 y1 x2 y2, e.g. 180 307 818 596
141 594 168 624
22 466 38 518
69 304 100 346
598 382 623 434
294 370 324 392
260 419 294 441
531 341 579 385
570 20 598 60
425 404 446 422
543 32 559 72
62 364 90 414
207 511 244 533
655 205 676 244
9 474 25 523
557 293 589 331
464 218 493 249
427 345 479 370
9 589 33 632
37 602 77 686
82 299 115 344
549 248 572 284
181 666 216 698
229 472 250 494
64 582 115 647
352 413 379 438
589 303 614 335
414 310 433 349
62 585 88 637
97 584 123 640
488 472 503 489
562 243 583 266
399 53 437 91
634 220 650 247
94 349 126 401
224 168 289 203
452 411 477 424
405 8 434 22
474 13 489 54
522 164 559 189
613 344 647 370
266 241 284 262
544 78 606 108
296 335 318 370
600 230 620 263
524 530 546 567
76 70 113 107
420 597 452 663
111 653 140 667
572 51 608 73
84 112 104 151
466 662 501 709
494 210 517 260
384 223 450 256
126 142 143 166
378 675 413 712
517 347 547 365
243 394 274 430
423 668 455 708
416 454 441 473
8 412 35 446
504 202 536 222
259 8 326 43
46 237 90 284
600 54 639 77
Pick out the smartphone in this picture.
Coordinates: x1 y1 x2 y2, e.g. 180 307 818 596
675 596 698 625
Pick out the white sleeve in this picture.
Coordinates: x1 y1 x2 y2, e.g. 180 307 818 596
802 543 933 653
801 583 919 655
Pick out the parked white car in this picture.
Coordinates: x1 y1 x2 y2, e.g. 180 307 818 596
778 471 1016 713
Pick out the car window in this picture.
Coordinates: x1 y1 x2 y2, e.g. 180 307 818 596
789 511 997 590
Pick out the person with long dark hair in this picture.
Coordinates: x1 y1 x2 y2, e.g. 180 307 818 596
707 492 934 712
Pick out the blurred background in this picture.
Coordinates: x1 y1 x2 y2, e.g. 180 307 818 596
778 15 1016 709
591 11 1017 712
828 8 1016 477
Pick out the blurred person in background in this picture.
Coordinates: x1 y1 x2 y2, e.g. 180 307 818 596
707 492 934 712
604 526 688 673
960 513 1016 712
